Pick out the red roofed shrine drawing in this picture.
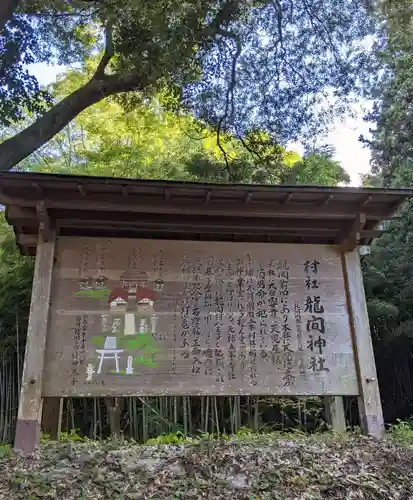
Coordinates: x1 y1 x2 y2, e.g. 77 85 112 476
109 270 168 312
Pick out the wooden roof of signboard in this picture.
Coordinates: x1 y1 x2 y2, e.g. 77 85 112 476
0 171 412 256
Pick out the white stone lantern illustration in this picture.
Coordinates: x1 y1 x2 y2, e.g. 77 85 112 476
151 314 158 334
96 336 124 374
139 318 149 333
125 356 134 375
86 364 96 381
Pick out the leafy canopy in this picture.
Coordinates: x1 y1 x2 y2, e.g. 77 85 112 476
0 0 376 171
361 0 413 188
359 1 413 420
12 62 350 186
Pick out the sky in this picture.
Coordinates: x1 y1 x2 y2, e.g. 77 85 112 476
325 112 372 187
289 105 373 187
29 62 373 187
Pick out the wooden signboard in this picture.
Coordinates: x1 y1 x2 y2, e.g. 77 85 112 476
43 237 358 397
7 173 407 454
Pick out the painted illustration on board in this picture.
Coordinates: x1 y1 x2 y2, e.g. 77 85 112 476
83 268 178 382
108 271 164 313
74 275 110 299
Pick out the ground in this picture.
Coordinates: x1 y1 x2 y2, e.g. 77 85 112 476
1 433 413 499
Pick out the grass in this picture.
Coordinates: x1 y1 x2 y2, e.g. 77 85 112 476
388 419 413 443
0 444 11 459
73 289 110 299
90 333 161 351
38 420 413 446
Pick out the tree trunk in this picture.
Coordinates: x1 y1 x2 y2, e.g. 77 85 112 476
0 0 18 32
0 72 140 172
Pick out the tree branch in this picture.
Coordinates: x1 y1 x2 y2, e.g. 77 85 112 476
94 18 115 78
0 0 19 32
216 29 242 182
0 71 141 172
301 0 341 67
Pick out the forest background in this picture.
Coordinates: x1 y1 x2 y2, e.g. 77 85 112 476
0 0 412 442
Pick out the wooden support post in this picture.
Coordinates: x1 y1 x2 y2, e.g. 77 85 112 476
14 230 56 455
105 397 125 436
41 398 63 441
337 213 366 252
341 249 385 437
324 396 346 432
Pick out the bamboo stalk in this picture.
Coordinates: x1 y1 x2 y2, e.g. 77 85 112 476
214 396 220 438
183 397 188 435
304 397 308 431
229 397 234 434
235 396 240 431
5 354 11 442
201 397 205 431
281 397 285 431
97 398 102 440
129 398 134 440
173 397 177 425
138 396 173 436
221 398 225 434
15 311 20 394
188 397 192 434
69 399 75 432
93 398 97 439
0 353 5 442
2 357 8 443
160 396 164 434
131 397 136 440
142 397 148 442
253 396 259 432
204 396 209 433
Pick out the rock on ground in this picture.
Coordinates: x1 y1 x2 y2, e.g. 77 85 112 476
1 434 413 499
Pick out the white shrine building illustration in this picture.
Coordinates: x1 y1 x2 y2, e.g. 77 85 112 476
107 270 165 337
108 270 163 314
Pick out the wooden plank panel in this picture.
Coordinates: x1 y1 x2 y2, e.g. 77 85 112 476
341 250 385 437
43 237 358 397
